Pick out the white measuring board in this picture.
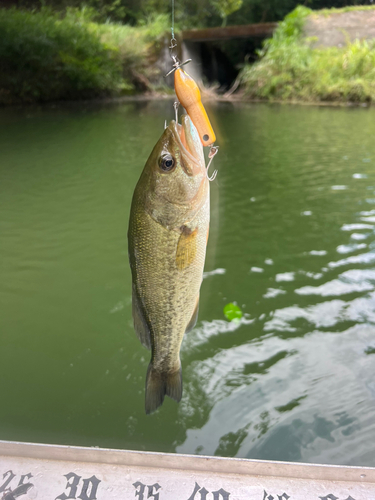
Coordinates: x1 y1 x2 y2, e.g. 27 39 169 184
0 440 374 500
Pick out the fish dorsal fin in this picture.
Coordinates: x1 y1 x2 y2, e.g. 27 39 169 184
185 296 199 333
132 283 151 350
176 225 198 271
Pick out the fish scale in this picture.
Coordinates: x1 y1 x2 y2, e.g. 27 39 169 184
128 115 210 414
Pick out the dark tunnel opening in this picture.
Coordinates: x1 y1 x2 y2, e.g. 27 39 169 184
186 37 267 92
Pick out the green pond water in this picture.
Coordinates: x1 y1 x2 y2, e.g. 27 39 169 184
1 100 375 467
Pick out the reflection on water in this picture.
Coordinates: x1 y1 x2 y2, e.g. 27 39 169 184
1 101 375 466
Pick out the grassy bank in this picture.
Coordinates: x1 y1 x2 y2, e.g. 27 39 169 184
240 6 375 103
0 7 168 104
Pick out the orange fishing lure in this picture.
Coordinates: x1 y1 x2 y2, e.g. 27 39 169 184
174 68 216 148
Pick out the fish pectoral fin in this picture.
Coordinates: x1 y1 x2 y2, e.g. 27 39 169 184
132 284 151 350
176 225 198 271
185 296 199 333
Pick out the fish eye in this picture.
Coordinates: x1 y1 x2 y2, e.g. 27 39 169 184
159 154 175 172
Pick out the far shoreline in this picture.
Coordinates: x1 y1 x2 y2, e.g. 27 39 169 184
1 90 372 110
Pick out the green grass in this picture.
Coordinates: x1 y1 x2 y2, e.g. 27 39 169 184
0 7 169 104
240 5 375 104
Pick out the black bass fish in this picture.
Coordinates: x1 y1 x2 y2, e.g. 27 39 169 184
128 114 210 414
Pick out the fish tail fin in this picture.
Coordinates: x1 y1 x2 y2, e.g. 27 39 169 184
165 365 183 402
145 363 182 415
145 364 165 415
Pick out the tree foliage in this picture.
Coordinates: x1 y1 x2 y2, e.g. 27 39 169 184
5 0 375 27
211 0 243 26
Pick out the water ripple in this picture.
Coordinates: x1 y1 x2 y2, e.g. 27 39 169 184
328 252 375 268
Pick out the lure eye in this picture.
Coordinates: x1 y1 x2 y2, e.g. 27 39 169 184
159 154 175 172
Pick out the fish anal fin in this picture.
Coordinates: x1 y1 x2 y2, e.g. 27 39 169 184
145 363 182 414
132 284 151 350
185 296 199 333
176 225 198 271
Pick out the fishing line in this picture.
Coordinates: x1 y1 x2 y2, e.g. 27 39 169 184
171 0 175 40
166 0 191 76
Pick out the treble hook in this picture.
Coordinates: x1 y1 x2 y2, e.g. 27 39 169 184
173 101 179 123
206 146 219 181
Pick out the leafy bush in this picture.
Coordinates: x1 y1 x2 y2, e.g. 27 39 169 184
240 6 375 103
92 13 169 85
0 7 168 104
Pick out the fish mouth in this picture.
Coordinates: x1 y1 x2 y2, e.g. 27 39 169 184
170 115 205 174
